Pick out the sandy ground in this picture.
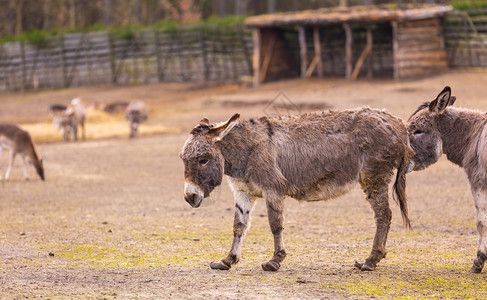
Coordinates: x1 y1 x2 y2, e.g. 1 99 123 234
1 70 487 299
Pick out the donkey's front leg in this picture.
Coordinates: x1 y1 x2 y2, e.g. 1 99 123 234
210 190 256 270
5 150 16 181
262 191 286 271
470 188 487 273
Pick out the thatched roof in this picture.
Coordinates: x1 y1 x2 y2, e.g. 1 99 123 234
245 4 453 28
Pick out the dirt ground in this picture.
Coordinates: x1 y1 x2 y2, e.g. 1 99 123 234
1 70 487 299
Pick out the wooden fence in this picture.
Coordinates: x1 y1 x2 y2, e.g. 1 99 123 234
0 11 486 92
444 10 487 68
0 25 253 92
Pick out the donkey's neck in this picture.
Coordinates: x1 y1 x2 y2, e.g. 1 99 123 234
439 108 487 166
217 123 257 179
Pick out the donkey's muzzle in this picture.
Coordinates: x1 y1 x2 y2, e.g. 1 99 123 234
184 181 204 208
185 193 203 208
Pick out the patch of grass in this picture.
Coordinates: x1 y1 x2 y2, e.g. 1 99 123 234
20 110 179 144
323 272 487 299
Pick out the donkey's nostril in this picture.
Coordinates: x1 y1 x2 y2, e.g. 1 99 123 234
183 181 204 208
184 193 203 208
185 193 196 205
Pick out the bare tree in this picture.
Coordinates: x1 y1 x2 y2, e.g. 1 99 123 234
15 0 24 35
69 0 75 28
104 0 111 26
133 0 141 24
235 0 247 16
43 0 51 30
267 0 276 13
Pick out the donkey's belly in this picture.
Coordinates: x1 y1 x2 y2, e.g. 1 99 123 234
291 180 357 202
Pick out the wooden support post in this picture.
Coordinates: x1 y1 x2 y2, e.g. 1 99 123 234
343 23 352 79
392 21 399 80
313 26 323 78
252 28 261 87
298 26 307 78
260 32 276 83
305 56 319 78
366 26 374 79
351 26 373 80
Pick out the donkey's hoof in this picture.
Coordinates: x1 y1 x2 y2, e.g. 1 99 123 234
262 260 280 271
210 261 231 270
470 265 483 273
354 261 375 271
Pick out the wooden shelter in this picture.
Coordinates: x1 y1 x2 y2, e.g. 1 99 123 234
245 4 453 86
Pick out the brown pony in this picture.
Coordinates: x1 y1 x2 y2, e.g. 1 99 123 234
181 109 413 271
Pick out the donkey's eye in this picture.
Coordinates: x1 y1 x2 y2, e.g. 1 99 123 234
414 130 423 135
199 159 209 166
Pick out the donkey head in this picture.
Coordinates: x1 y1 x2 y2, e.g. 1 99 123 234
180 113 240 208
407 86 456 172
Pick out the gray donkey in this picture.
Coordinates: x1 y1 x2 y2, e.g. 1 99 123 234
407 86 487 273
181 109 413 271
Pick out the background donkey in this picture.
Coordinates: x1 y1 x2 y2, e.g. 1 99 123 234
49 104 78 141
125 100 148 138
181 109 413 272
407 86 487 273
0 123 44 181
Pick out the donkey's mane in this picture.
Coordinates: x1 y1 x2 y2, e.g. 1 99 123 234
408 102 430 121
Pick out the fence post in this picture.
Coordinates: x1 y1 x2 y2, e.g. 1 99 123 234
154 27 164 81
199 27 209 81
108 32 116 84
59 35 68 88
237 25 252 75
20 41 26 91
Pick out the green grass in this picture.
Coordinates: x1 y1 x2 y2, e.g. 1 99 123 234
0 16 246 45
451 0 487 10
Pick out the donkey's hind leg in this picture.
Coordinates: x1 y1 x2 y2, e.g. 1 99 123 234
21 154 30 180
470 188 487 273
261 191 287 271
355 183 391 271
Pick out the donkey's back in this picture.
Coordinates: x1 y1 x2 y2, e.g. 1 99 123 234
264 108 411 201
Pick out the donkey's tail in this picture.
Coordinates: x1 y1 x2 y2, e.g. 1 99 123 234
393 155 412 230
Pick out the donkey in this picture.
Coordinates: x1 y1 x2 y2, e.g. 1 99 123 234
104 101 129 115
0 123 44 181
48 104 77 141
407 86 487 273
125 100 148 138
181 109 414 271
67 98 87 140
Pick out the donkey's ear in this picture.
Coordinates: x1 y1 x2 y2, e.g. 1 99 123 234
199 118 210 124
429 86 452 113
449 96 457 106
211 113 240 142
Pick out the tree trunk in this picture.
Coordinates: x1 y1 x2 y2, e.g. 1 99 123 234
218 0 225 17
69 0 75 28
104 0 111 26
267 0 276 14
133 0 141 24
43 0 51 30
15 0 23 36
